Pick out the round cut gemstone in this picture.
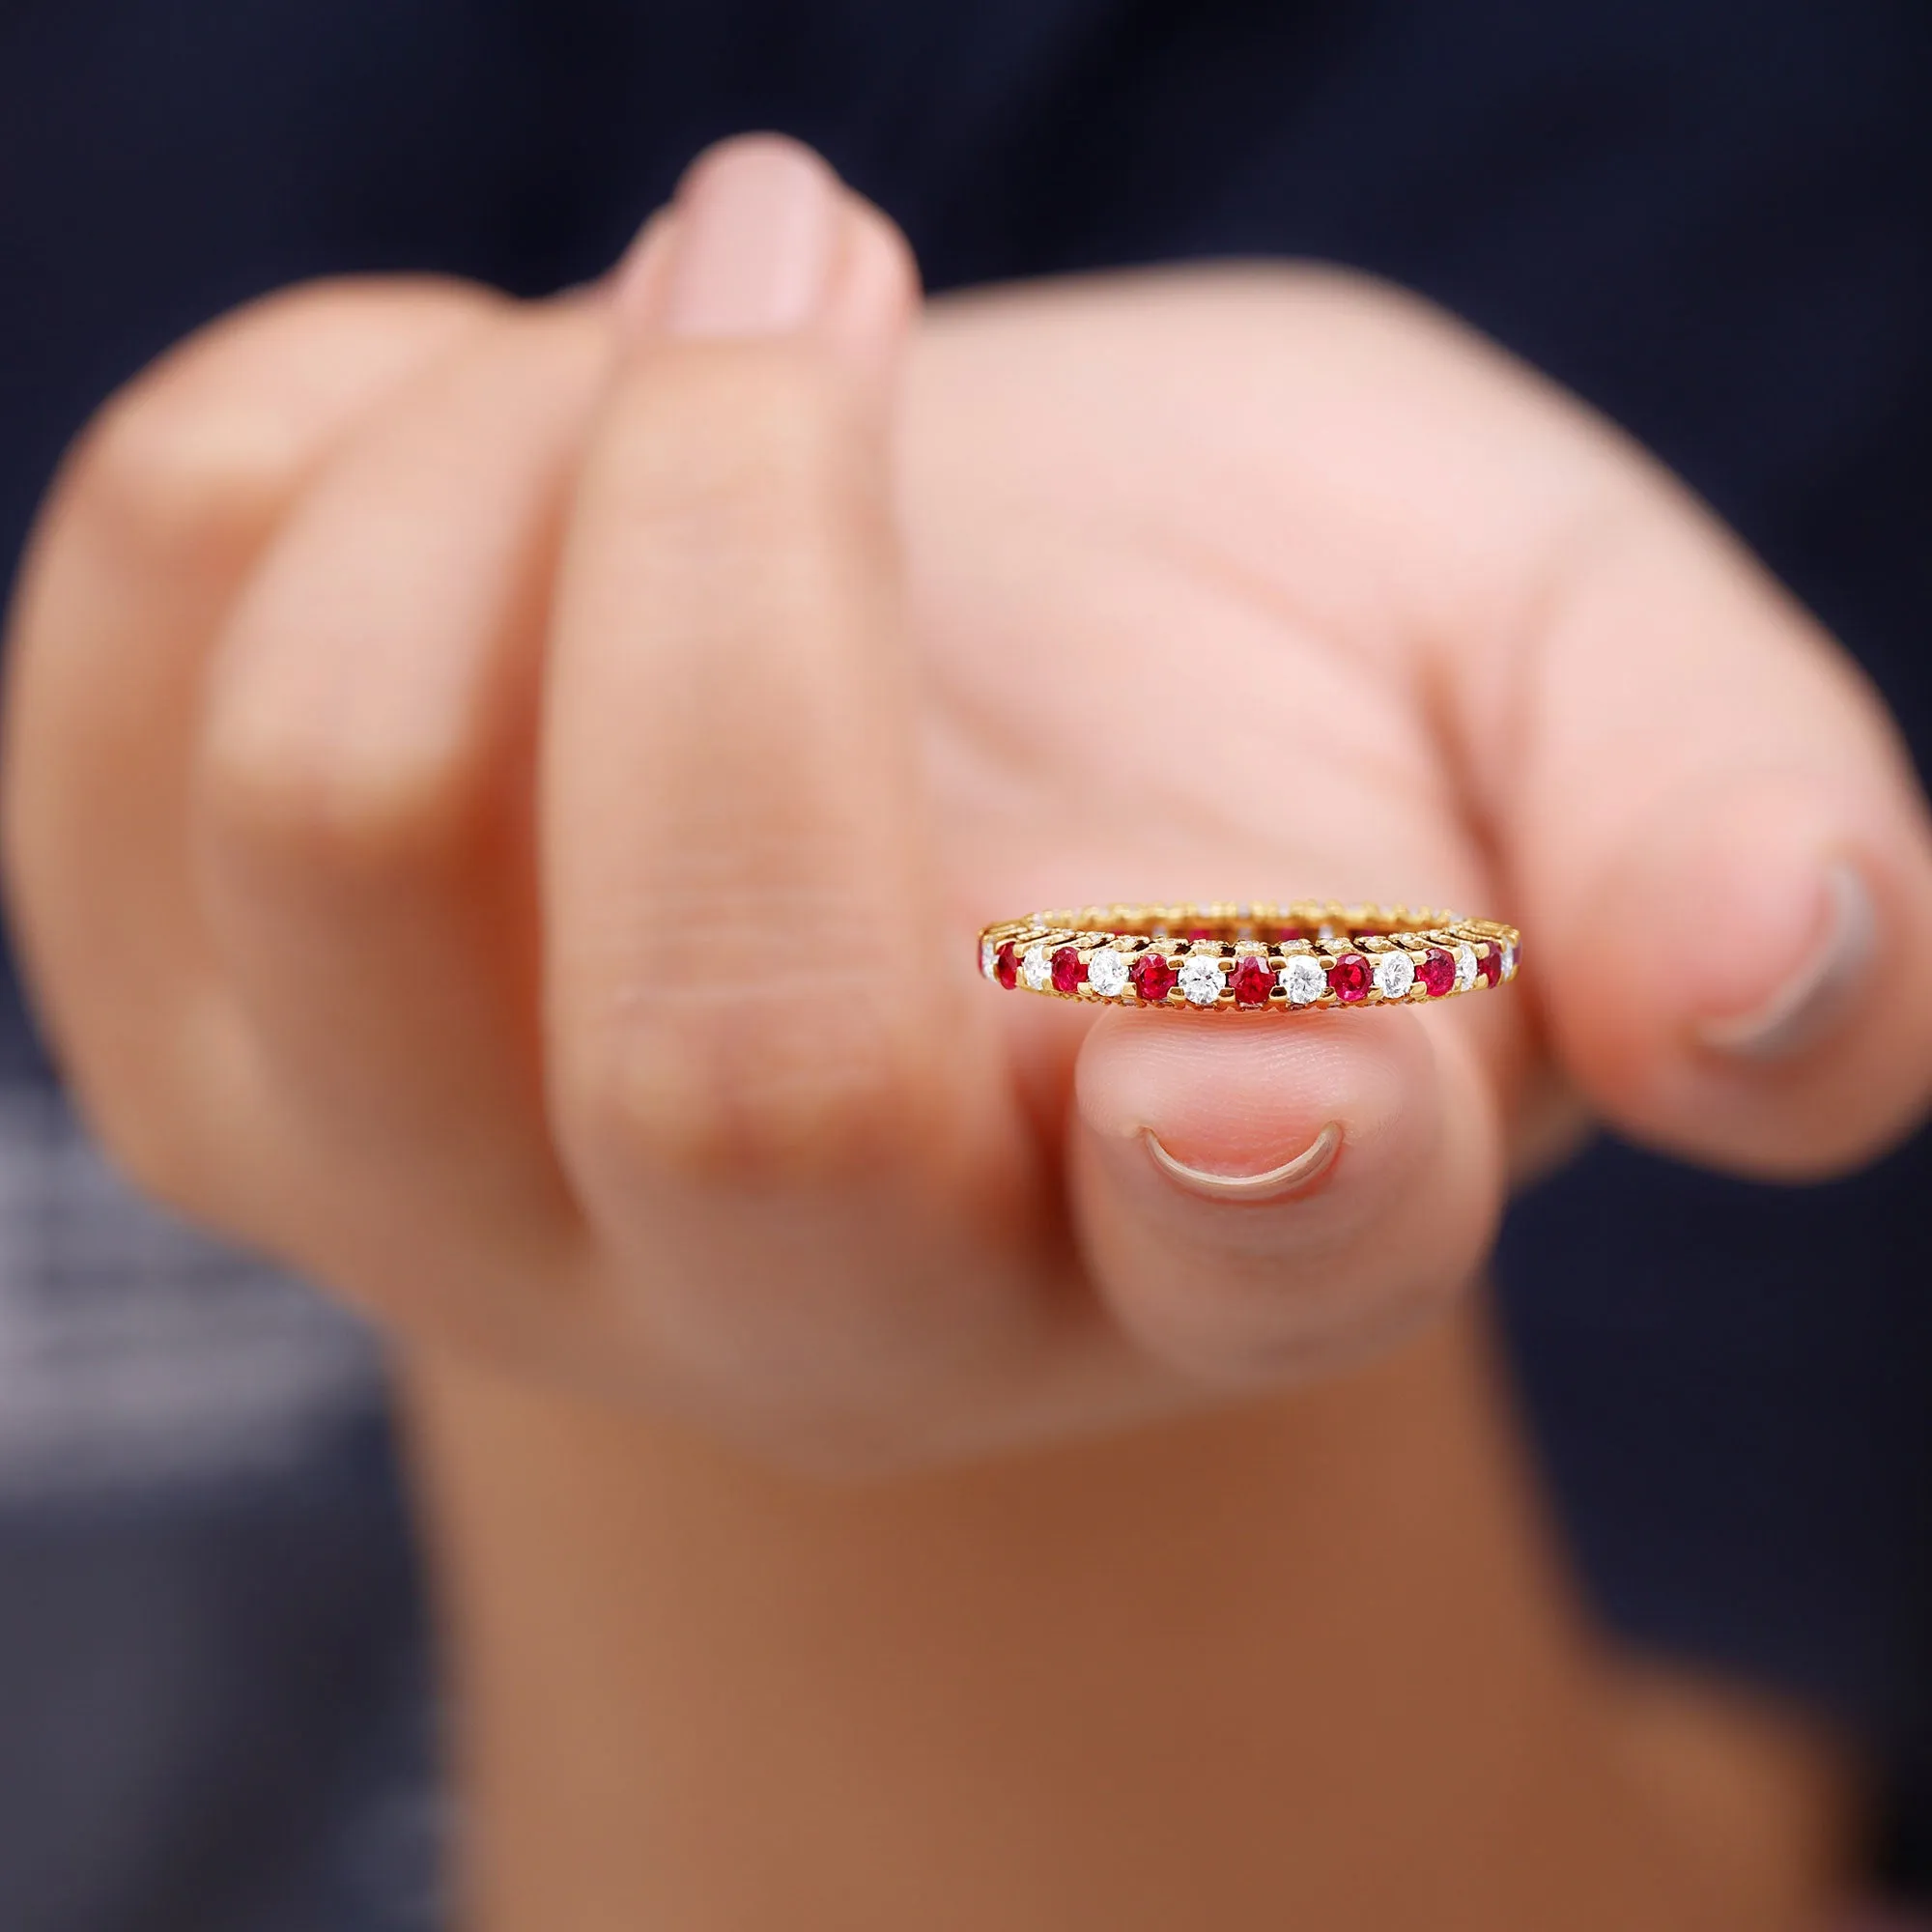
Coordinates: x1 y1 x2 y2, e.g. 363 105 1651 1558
1280 953 1326 1006
1087 948 1129 999
1373 950 1416 1001
1417 946 1456 998
1477 943 1503 988
1051 946 1084 995
1179 954 1225 1007
980 937 998 980
1501 940 1519 980
1131 952 1178 1004
1452 943 1479 993
1327 952 1373 1003
1021 943 1052 992
994 942 1019 990
1231 955 1273 1008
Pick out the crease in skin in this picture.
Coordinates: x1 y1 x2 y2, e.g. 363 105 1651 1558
1142 1121 1343 1202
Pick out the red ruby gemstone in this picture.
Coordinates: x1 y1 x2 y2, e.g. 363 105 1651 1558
993 942 1019 990
1185 925 1215 942
1477 944 1503 988
1417 946 1456 998
1327 952 1373 1004
1231 955 1273 1008
1051 946 1084 995
1274 924 1305 944
1131 952 1178 1003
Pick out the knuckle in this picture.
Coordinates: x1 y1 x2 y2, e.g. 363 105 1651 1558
52 275 498 584
560 984 941 1198
69 374 301 577
199 678 487 897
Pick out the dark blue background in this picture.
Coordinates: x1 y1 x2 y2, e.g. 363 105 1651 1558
3 0 1929 1914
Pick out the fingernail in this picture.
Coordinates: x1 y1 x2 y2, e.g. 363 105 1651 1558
658 136 839 339
1142 1122 1344 1203
1697 858 1878 1060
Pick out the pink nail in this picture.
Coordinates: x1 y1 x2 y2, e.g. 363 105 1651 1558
1697 858 1877 1060
1142 1122 1344 1203
659 135 839 339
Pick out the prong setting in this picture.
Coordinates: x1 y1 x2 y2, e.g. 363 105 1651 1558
978 904 1520 1015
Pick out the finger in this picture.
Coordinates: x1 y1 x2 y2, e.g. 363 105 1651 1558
1070 1005 1503 1383
2 279 492 1208
191 301 611 1321
543 137 1040 1447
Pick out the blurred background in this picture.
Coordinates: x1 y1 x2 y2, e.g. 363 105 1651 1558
2 3 1930 1926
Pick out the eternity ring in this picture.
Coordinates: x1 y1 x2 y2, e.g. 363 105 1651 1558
978 903 1520 1011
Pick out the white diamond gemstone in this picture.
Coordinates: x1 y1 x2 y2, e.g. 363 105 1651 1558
1086 948 1129 999
1280 953 1327 1006
1373 950 1416 1002
1021 943 1052 991
980 937 998 980
1452 943 1478 993
1179 954 1225 1007
1501 940 1518 980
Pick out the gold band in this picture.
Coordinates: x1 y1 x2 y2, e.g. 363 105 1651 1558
978 903 1519 1011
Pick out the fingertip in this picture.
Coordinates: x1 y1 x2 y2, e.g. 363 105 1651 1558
605 135 917 369
1548 773 1932 1178
672 129 842 207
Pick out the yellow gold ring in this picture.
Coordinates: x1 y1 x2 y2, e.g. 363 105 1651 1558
978 903 1519 1010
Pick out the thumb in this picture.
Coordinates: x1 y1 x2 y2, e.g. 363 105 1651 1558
1493 446 1932 1179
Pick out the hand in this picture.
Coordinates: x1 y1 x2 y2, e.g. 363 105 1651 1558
9 136 1932 1470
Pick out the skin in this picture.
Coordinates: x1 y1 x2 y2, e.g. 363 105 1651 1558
6 134 1929 1924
